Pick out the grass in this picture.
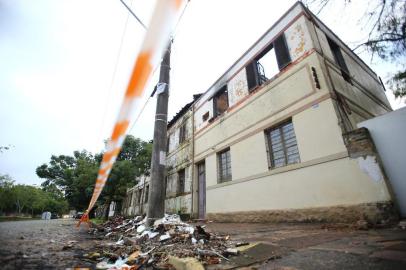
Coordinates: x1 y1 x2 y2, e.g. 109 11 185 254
0 216 41 222
90 217 106 225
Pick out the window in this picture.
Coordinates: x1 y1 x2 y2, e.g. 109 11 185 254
167 136 170 152
128 192 133 207
327 37 351 83
266 120 300 168
137 190 142 204
247 34 291 92
213 85 229 117
202 111 209 122
217 148 232 182
144 185 149 203
179 123 186 144
177 169 185 195
164 176 168 196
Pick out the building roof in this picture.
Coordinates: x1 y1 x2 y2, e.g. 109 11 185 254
167 94 202 129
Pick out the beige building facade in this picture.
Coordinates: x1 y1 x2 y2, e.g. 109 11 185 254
123 2 398 223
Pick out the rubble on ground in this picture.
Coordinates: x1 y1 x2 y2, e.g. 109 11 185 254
87 214 240 269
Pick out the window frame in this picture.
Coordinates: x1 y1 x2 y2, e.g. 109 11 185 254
265 120 300 169
179 122 187 144
217 148 232 183
246 33 291 92
327 36 351 83
144 185 149 203
213 85 229 117
177 169 185 195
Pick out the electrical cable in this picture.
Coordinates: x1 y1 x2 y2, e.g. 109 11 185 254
97 2 131 145
119 0 147 30
128 1 191 133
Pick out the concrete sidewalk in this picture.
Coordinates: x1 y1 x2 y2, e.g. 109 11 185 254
202 222 406 269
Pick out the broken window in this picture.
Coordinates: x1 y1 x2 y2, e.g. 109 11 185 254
179 123 186 144
177 169 185 195
137 190 142 204
213 85 229 117
128 192 133 207
217 148 232 183
327 37 351 83
202 111 209 122
144 185 149 203
266 120 300 168
246 34 291 92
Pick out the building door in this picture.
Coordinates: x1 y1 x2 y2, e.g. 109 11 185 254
197 162 206 219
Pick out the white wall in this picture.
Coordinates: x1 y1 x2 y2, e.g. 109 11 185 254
358 107 406 217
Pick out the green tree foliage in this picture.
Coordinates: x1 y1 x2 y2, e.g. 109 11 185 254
0 174 15 213
36 136 152 212
0 174 68 216
304 0 406 98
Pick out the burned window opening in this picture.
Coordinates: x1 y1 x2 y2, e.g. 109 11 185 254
246 34 291 92
177 169 185 195
327 37 351 83
202 111 210 122
144 185 149 203
179 123 186 144
213 85 229 117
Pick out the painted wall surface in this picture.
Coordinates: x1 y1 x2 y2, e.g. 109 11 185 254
167 110 193 154
311 21 391 125
230 132 269 180
165 194 192 214
206 156 391 213
194 99 214 132
194 53 324 159
358 107 406 217
293 99 347 162
285 16 313 62
194 3 305 110
227 68 249 107
166 165 192 196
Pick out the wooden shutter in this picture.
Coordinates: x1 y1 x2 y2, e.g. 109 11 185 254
274 34 291 70
246 61 259 91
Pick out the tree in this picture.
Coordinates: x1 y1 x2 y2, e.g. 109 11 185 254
97 136 152 216
36 136 152 212
36 150 98 210
0 174 15 213
304 0 406 98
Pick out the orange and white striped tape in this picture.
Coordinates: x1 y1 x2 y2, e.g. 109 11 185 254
81 0 186 218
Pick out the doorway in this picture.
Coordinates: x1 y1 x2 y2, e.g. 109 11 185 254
197 161 206 219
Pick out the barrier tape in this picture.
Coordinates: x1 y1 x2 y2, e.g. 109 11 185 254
78 0 186 227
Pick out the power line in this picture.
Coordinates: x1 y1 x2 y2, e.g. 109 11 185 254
172 0 190 39
119 0 147 30
129 0 191 133
97 3 131 145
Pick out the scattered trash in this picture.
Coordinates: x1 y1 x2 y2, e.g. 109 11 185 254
87 214 244 269
168 256 204 270
62 244 73 250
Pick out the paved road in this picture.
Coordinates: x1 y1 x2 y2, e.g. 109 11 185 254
0 218 98 269
1 219 406 269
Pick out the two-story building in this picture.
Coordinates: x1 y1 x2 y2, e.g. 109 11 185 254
123 2 398 224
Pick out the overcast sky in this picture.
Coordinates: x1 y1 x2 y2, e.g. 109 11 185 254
1 0 404 185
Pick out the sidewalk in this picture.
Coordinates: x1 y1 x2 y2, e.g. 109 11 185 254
201 222 406 269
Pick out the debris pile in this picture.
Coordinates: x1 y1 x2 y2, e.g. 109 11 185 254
88 214 238 269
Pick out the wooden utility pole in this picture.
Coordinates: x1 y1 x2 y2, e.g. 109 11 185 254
147 41 171 225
